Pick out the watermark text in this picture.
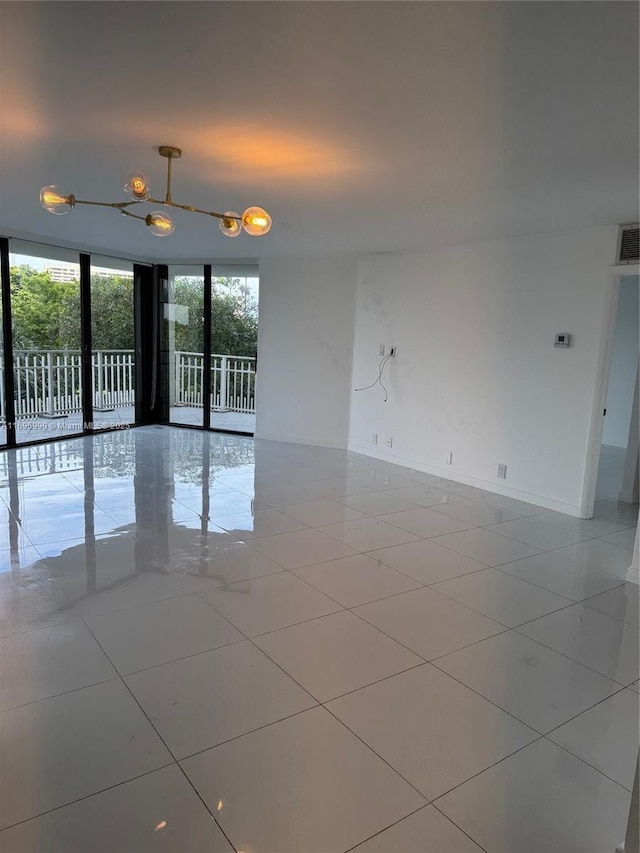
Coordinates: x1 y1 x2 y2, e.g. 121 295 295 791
6 421 131 432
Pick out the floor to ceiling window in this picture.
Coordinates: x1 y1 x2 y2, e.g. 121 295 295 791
0 239 258 447
90 256 136 430
166 266 205 428
164 264 259 435
0 255 6 447
210 264 258 434
9 241 83 444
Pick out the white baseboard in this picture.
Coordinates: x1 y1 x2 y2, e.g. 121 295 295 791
251 434 599 518
347 442 583 517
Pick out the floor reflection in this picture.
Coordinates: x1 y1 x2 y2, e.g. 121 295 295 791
0 427 258 606
0 426 636 851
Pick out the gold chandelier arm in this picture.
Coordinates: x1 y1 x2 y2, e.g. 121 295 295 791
146 197 240 221
119 208 149 223
73 199 142 210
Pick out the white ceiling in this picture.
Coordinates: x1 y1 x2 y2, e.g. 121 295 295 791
1 1 638 262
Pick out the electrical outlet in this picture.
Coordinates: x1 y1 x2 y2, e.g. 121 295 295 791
497 463 507 479
387 436 393 448
445 452 453 465
390 346 397 357
371 432 378 445
379 344 385 356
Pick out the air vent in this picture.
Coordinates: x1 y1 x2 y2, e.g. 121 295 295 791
616 224 639 265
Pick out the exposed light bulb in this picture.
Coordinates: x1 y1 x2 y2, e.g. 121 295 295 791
146 211 175 236
219 211 242 238
242 206 272 236
124 171 151 201
40 186 73 215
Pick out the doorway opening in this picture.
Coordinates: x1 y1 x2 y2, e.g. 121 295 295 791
595 274 639 522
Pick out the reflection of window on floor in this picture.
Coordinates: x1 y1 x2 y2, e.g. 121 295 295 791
0 427 256 582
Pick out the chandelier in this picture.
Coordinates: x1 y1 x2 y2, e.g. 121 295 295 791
39 146 272 238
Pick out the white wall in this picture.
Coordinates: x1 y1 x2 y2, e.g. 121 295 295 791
348 226 617 515
255 255 357 448
603 276 639 447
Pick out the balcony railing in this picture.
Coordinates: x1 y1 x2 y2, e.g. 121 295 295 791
174 352 256 414
0 350 256 421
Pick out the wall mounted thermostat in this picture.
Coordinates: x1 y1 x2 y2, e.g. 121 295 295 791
554 333 571 348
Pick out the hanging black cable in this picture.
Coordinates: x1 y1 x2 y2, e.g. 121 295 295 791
354 352 394 402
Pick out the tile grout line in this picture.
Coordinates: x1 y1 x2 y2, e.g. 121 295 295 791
198 572 630 743
117 583 516 853
0 763 177 836
322 696 548 843
320 702 434 804
423 653 547 736
343 801 491 853
430 801 492 853
422 579 576 630
541 686 638 792
175 706 321 764
492 561 629 602
0 673 121 715
429 733 548 805
119 631 248 677
2 431 636 851
510 620 638 687
430 797 499 851
340 803 434 853
202 583 561 746
428 650 631 737
541 734 636 794
427 620 635 690
69 606 241 853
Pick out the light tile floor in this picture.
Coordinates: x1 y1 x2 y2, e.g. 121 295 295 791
0 427 637 852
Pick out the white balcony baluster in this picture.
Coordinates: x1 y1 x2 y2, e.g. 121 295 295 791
0 349 255 426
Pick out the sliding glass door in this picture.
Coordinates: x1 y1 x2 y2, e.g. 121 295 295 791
163 264 258 435
0 256 6 447
0 238 147 449
166 266 205 428
210 265 258 434
90 256 135 429
0 238 258 445
9 241 82 443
